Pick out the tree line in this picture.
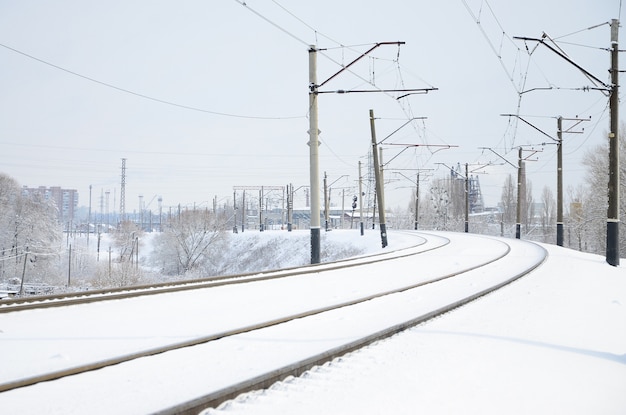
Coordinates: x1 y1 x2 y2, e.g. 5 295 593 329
1 129 623 293
394 129 626 256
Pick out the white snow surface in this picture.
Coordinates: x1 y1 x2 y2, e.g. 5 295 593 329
0 230 625 414
204 237 626 415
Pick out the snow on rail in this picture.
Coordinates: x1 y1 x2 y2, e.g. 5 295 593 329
0 232 546 414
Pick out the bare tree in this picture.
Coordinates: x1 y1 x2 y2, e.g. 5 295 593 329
566 184 590 251
524 179 534 231
581 125 626 256
152 209 225 276
0 174 62 285
540 186 556 243
500 174 516 225
429 179 450 231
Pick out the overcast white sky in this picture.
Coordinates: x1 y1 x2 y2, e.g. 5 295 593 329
0 0 621 214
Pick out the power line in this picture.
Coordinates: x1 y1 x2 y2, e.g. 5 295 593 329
0 42 305 120
461 0 525 94
233 0 310 47
553 22 610 40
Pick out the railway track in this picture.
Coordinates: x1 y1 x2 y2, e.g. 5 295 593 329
0 232 435 313
0 231 547 415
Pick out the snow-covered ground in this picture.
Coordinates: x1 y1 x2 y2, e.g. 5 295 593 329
203 236 626 415
0 230 624 414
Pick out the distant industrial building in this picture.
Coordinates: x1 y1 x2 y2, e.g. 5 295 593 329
21 186 79 223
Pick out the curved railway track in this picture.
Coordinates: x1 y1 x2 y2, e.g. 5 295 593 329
0 232 437 313
0 231 547 415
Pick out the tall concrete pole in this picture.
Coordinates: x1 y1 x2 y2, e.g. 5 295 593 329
242 191 246 233
607 19 620 266
369 109 388 248
88 184 92 245
415 172 420 230
324 171 329 232
358 161 364 236
516 147 523 239
379 146 386 216
120 158 126 222
233 190 237 233
557 116 564 246
465 163 469 233
287 183 293 232
257 191 261 230
308 46 321 263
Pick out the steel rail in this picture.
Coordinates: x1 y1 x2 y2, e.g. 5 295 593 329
171 238 548 415
0 232 437 313
0 233 525 397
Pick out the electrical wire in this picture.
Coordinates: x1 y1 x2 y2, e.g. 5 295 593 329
461 0 524 94
234 0 437 177
0 42 305 120
552 21 610 40
234 0 310 47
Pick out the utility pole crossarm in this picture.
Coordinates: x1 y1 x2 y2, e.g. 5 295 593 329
513 36 610 89
317 42 405 89
560 116 591 134
501 113 556 141
317 88 438 95
377 117 427 145
307 41 437 263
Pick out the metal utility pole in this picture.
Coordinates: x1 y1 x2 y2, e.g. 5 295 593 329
358 161 364 236
232 191 237 232
139 195 144 231
307 42 435 263
555 116 589 245
367 117 445 240
67 244 72 287
242 191 246 232
308 45 321 263
514 23 619 263
87 185 92 245
415 172 420 230
158 196 162 232
480 146 527 238
516 147 523 239
287 183 293 232
393 170 430 230
498 114 585 242
379 146 386 218
341 188 345 229
556 117 564 246
370 109 388 248
436 163 473 233
323 172 329 232
259 187 264 232
607 18 620 266
105 190 110 233
120 158 126 222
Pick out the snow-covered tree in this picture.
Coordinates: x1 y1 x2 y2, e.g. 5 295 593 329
0 173 62 286
581 126 626 256
151 208 226 277
539 185 556 244
500 174 516 225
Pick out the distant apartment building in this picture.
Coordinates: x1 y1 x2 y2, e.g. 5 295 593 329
21 186 79 223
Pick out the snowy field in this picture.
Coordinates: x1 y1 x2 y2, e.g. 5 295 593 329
0 230 624 414
203 234 626 415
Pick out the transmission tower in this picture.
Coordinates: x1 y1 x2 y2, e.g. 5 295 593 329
469 175 484 213
120 158 126 222
364 151 376 228
105 190 110 231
